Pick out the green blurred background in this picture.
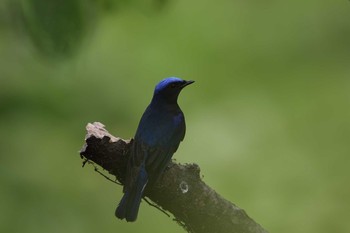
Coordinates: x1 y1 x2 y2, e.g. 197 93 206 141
1 0 350 232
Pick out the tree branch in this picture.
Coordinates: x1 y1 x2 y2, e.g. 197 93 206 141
79 122 268 233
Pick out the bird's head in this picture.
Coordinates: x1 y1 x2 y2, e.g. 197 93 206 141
153 77 194 104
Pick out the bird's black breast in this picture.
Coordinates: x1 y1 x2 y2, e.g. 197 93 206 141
135 104 185 147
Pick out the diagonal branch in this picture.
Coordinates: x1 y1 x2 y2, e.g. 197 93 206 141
79 122 268 233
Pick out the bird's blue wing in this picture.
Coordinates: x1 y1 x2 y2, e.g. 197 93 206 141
123 140 148 192
133 106 186 181
145 112 186 181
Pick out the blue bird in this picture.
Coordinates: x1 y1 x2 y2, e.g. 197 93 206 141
115 77 194 222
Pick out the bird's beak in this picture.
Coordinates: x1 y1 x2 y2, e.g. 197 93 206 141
182 80 195 88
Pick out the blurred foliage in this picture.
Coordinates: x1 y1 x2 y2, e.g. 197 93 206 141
0 0 350 233
15 0 105 59
0 0 170 59
18 0 91 58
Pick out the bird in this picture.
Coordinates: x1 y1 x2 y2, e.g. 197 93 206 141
115 77 194 222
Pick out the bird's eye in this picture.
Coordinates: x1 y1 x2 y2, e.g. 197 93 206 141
170 83 177 88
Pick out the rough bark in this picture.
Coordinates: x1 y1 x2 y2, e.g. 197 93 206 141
79 122 268 233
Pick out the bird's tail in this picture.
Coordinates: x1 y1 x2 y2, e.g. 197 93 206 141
115 166 148 222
